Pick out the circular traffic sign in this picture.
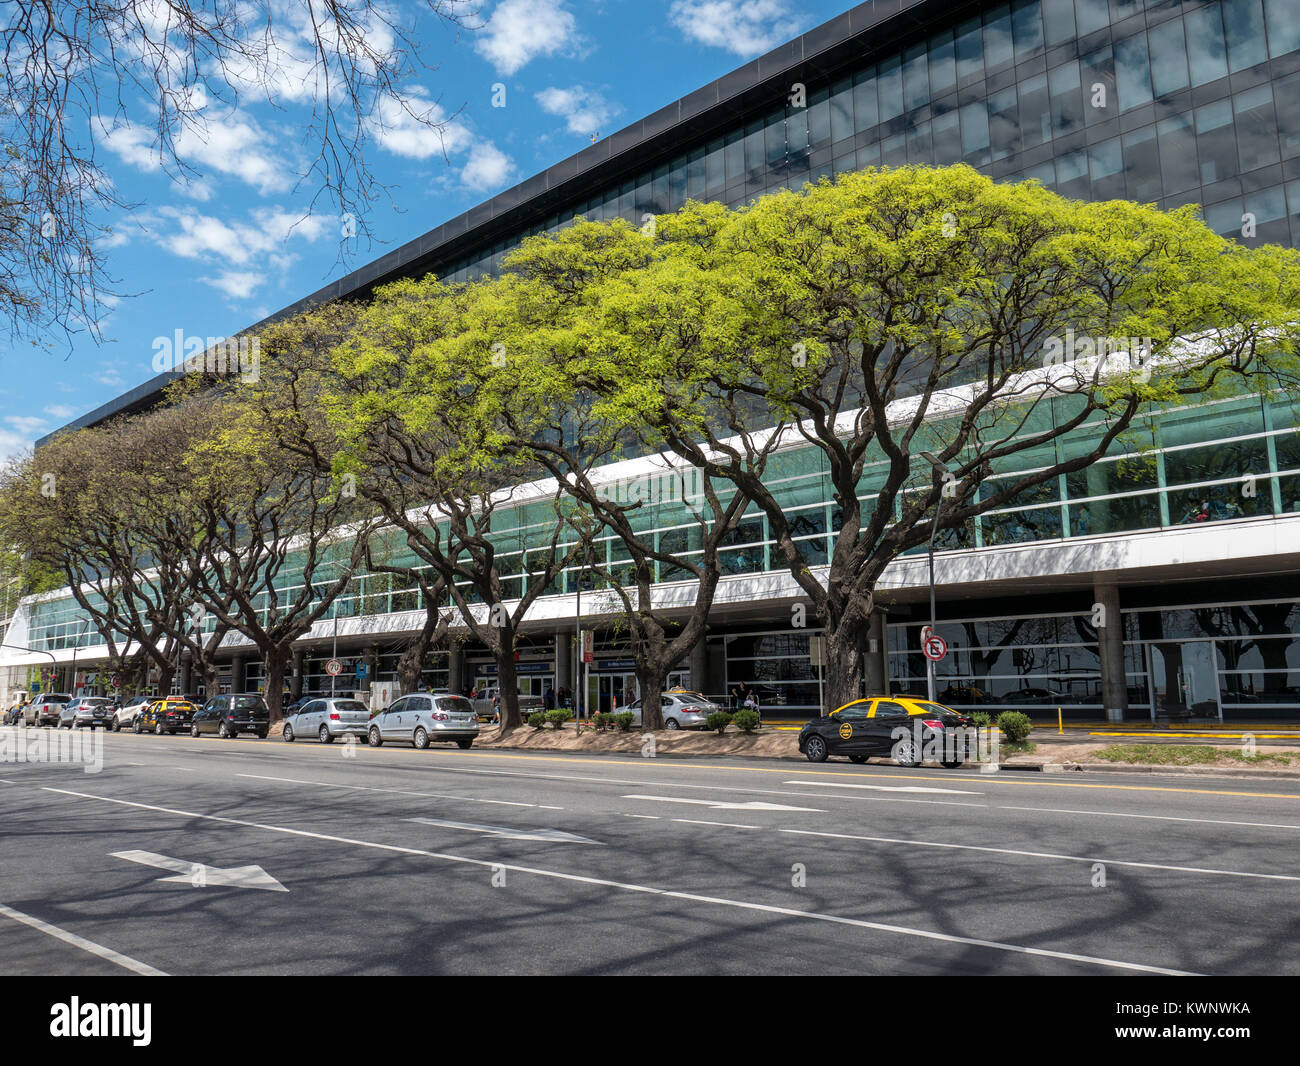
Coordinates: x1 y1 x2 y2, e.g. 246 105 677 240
923 635 948 662
325 658 343 677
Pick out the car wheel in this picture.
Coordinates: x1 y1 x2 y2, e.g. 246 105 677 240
893 737 922 768
154 721 164 736
318 725 333 744
112 720 121 732
457 739 473 750
283 723 294 743
133 717 143 734
665 718 680 730
368 726 382 747
941 759 964 769
849 754 869 765
218 722 230 738
804 735 829 762
413 727 429 750
190 724 200 738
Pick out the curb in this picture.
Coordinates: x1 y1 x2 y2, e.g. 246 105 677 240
1072 762 1300 781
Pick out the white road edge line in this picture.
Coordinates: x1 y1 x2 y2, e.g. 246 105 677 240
999 805 1300 831
42 786 1198 976
0 902 168 977
671 819 760 829
780 828 1300 882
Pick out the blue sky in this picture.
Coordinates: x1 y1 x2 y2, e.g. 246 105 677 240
0 0 851 458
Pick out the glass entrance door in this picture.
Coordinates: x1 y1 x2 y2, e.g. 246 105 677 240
1148 640 1221 721
592 673 638 714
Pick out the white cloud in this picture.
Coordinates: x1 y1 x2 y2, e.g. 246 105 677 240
198 271 264 300
668 0 803 56
371 92 473 160
95 369 125 387
460 142 516 192
535 85 618 137
155 205 329 266
100 109 293 195
5 415 47 436
475 0 579 75
42 405 76 419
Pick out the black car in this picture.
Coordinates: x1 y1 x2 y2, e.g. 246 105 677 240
190 693 270 738
136 698 198 735
798 697 974 768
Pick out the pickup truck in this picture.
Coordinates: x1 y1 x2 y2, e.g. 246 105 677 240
470 688 545 722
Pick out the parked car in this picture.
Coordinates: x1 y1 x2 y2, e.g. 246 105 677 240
282 697 370 743
58 696 115 729
23 693 71 727
136 697 198 735
112 698 152 732
368 693 479 749
625 690 725 730
190 693 270 738
469 687 543 723
798 696 974 767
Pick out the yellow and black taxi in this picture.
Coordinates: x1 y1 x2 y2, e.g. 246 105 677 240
134 696 198 735
798 696 974 768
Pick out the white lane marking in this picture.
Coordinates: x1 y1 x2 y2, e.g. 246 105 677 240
406 818 602 845
538 805 565 811
237 772 536 808
623 795 825 812
623 814 659 820
167 767 197 773
0 901 169 976
0 779 13 785
671 819 760 829
780 828 1300 882
785 779 981 795
999 805 1300 832
111 850 288 892
41 787 1195 976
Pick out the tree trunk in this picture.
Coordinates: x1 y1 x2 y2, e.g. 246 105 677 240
823 624 866 712
636 663 669 731
496 645 522 732
264 649 288 721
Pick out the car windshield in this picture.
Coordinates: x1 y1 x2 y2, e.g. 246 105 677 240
674 694 710 705
81 698 112 706
232 697 268 711
911 702 955 716
333 700 368 713
435 696 474 713
46 695 71 704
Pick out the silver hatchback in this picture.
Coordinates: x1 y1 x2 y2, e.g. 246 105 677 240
282 697 372 743
368 693 479 750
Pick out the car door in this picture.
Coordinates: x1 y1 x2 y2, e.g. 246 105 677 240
829 703 871 754
407 696 431 741
302 700 324 738
625 698 642 726
865 699 912 753
381 698 406 740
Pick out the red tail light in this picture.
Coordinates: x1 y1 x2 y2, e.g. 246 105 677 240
329 713 340 720
922 719 945 729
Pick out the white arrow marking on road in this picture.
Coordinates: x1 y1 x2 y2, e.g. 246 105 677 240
111 850 288 892
783 780 981 795
406 818 603 845
622 795 825 812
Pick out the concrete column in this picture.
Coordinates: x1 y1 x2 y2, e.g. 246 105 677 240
865 610 888 695
290 647 305 700
1095 581 1127 723
230 654 246 693
179 654 193 696
554 631 572 692
690 633 709 695
448 644 464 694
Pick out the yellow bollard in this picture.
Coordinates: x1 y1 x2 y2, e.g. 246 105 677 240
1058 706 1063 735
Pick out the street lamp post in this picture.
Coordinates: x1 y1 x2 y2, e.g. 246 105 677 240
920 451 951 704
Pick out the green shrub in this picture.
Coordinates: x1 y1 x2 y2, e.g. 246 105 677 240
705 710 733 734
996 711 1033 743
970 711 992 728
545 709 573 730
613 711 635 732
732 708 760 734
527 711 546 729
592 712 612 731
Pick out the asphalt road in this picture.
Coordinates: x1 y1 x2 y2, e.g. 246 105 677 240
3 725 1300 976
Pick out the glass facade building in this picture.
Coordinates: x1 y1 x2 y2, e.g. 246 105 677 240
11 0 1300 722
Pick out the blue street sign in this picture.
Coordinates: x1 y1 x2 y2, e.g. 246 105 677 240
355 663 368 679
